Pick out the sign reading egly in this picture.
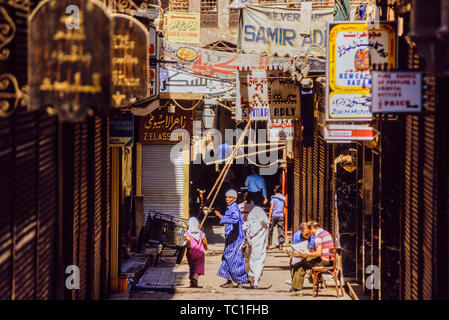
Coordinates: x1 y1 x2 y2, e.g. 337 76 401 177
371 71 422 113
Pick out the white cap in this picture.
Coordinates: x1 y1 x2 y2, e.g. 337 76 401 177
225 189 238 198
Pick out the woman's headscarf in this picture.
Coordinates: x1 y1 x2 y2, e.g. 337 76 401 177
187 217 201 241
245 206 270 237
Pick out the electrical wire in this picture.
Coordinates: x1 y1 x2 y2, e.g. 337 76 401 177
170 98 202 111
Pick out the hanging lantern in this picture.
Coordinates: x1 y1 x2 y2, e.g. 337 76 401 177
202 105 215 129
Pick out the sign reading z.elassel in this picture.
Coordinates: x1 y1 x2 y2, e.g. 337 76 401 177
28 0 111 121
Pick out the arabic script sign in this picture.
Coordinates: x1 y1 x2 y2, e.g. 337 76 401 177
268 119 294 141
238 4 333 57
160 69 235 96
161 41 291 81
248 70 269 120
111 14 149 108
166 12 200 44
138 104 193 144
268 71 300 120
28 0 111 121
149 24 160 99
326 22 397 121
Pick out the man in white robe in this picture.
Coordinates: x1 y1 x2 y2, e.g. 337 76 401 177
242 206 270 288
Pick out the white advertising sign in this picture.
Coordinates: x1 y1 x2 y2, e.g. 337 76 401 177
247 70 270 120
321 124 379 142
268 120 294 141
371 71 422 113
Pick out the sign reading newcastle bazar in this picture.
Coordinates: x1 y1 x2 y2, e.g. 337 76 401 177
166 12 200 44
268 71 300 120
326 22 397 121
238 4 333 57
138 105 193 144
111 14 149 108
371 71 422 113
28 0 111 121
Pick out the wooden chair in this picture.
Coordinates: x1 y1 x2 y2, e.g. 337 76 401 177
311 248 344 297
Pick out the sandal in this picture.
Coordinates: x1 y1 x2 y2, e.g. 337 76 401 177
220 281 234 288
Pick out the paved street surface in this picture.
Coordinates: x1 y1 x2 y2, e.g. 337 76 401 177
116 222 350 300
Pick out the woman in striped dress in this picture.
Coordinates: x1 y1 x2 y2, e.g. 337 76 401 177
214 189 249 288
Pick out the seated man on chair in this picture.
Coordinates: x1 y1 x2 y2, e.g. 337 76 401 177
289 221 334 296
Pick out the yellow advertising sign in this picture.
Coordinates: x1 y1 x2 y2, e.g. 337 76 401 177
166 12 200 44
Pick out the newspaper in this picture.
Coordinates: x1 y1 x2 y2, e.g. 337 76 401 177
291 240 310 265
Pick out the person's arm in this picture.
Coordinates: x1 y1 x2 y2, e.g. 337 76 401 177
219 210 239 225
185 236 191 249
299 241 322 258
202 236 208 251
261 178 268 204
268 203 274 221
214 210 222 219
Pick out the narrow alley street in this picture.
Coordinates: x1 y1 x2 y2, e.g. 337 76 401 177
113 223 351 300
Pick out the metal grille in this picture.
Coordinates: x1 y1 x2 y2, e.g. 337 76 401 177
101 117 111 298
169 0 189 12
201 0 217 13
312 134 319 222
317 138 327 226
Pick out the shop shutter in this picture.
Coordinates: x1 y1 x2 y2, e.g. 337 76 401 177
306 147 313 222
13 110 38 300
312 134 319 222
317 137 327 226
101 117 111 298
293 156 301 233
0 116 14 299
142 145 186 219
36 112 58 299
88 117 103 300
300 146 307 223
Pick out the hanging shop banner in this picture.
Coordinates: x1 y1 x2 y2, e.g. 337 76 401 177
268 119 294 141
111 14 149 108
28 0 111 121
149 24 160 99
371 71 422 113
268 70 300 119
161 41 293 81
321 124 379 142
326 22 397 121
160 69 236 96
109 112 134 147
138 105 193 144
238 4 333 57
236 70 250 121
248 70 270 120
166 12 200 44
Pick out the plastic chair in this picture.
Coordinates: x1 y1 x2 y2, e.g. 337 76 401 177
311 248 344 297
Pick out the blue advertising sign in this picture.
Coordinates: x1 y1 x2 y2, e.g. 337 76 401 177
110 112 134 147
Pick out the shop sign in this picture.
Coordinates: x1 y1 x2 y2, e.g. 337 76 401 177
109 112 134 147
111 14 149 108
138 105 193 144
160 69 235 96
247 70 269 120
166 12 200 44
268 119 294 141
371 71 422 113
28 0 111 122
161 41 294 81
238 4 333 57
326 22 397 121
268 71 300 120
235 70 250 121
149 24 160 99
321 124 379 142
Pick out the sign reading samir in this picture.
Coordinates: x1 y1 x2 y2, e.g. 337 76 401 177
238 4 333 57
28 0 111 122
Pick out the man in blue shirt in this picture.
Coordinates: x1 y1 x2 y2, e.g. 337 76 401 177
268 185 286 250
244 166 268 207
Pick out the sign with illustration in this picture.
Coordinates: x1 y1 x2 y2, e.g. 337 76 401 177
160 69 235 96
371 71 422 113
138 105 193 144
28 0 111 121
162 41 298 81
166 12 200 44
268 119 294 141
238 4 333 57
111 14 149 108
247 70 269 120
326 22 397 121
